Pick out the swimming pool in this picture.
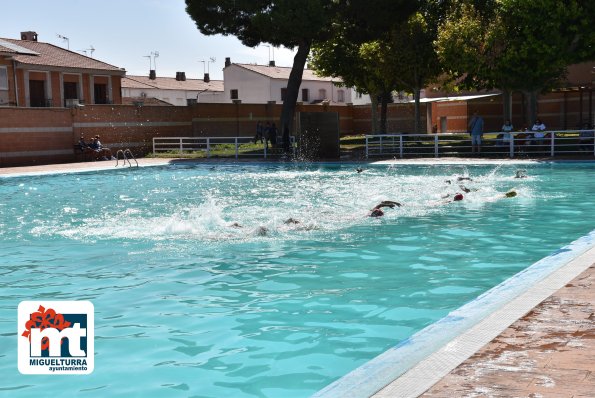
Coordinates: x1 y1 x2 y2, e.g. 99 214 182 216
1 162 594 397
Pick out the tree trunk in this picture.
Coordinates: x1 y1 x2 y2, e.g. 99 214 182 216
280 40 311 153
370 93 379 133
523 89 539 127
413 87 421 134
380 91 389 134
502 89 512 122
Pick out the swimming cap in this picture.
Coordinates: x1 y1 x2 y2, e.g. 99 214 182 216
453 193 464 201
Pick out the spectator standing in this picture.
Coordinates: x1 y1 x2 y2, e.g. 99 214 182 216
269 123 278 146
468 111 484 154
264 122 272 149
254 121 264 144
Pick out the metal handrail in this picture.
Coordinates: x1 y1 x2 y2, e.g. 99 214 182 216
365 130 595 158
152 136 296 159
115 149 139 167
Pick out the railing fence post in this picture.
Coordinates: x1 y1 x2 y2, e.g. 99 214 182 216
207 138 211 159
510 134 515 158
399 135 403 159
179 138 183 154
379 135 383 155
550 132 555 157
434 135 439 158
235 137 239 159
365 136 369 158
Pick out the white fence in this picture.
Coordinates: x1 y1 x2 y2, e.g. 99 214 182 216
152 136 296 159
365 130 595 158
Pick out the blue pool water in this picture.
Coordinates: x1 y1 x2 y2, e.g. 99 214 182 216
1 162 594 397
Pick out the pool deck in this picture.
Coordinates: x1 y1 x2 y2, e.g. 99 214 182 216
418 264 595 398
2 158 594 397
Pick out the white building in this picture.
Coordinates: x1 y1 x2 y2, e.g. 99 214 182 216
222 59 352 105
121 72 224 106
121 61 353 106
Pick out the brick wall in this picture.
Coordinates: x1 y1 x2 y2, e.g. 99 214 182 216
0 103 358 167
0 89 591 167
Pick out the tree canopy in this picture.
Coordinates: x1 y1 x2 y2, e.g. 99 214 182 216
436 0 595 123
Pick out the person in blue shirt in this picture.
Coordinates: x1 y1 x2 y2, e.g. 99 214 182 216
468 111 485 154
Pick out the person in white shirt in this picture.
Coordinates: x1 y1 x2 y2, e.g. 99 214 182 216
497 120 514 146
531 118 547 145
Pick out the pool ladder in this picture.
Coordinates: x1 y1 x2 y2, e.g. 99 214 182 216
115 149 138 167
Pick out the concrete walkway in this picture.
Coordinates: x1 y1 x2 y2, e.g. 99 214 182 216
420 265 595 397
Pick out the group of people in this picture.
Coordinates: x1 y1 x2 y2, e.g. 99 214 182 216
78 134 114 160
369 171 523 218
469 111 551 151
254 121 278 148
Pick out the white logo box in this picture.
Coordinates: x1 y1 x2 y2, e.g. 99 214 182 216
18 301 94 375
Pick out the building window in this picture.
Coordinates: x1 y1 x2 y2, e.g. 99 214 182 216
94 83 108 104
337 89 345 103
281 88 287 102
0 66 8 90
302 88 309 102
318 89 327 100
187 98 197 106
230 89 238 100
29 80 47 107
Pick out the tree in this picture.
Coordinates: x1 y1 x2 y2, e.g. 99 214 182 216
185 0 415 151
310 1 444 134
436 0 595 124
388 5 445 133
310 35 402 133
185 0 335 152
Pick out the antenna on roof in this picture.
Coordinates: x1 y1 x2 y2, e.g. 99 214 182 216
201 57 216 74
87 45 95 58
57 34 69 50
151 51 159 71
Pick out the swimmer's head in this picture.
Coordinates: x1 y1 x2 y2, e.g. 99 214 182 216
505 190 517 198
370 209 384 217
453 193 464 201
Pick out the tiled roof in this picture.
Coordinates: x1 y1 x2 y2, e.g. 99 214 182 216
121 96 174 106
1 38 124 73
122 75 224 92
233 63 338 82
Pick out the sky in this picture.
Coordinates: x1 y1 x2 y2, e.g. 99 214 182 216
2 0 297 80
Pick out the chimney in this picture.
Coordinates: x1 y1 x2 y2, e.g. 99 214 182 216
269 60 276 67
175 72 186 81
149 69 156 80
203 73 210 83
225 57 231 67
21 31 38 41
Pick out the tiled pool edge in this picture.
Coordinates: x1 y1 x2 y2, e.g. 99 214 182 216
312 231 595 398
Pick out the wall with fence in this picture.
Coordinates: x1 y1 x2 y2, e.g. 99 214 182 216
0 89 591 167
0 103 354 167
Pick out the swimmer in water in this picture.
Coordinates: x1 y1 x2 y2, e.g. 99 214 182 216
515 170 527 179
457 176 473 182
369 201 402 217
504 190 517 198
441 193 464 202
284 218 300 225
